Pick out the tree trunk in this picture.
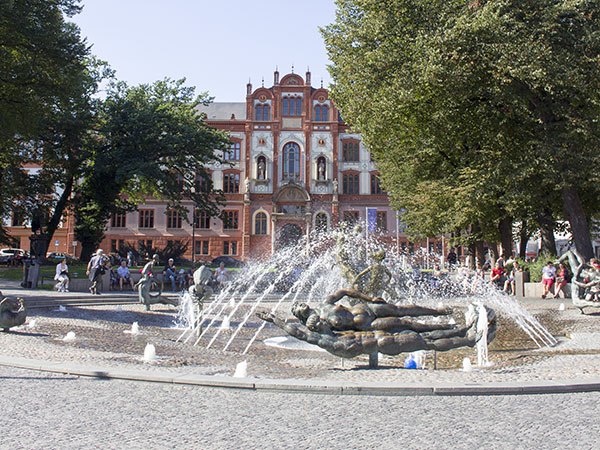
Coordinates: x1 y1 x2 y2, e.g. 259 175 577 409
497 216 513 258
80 239 97 262
37 177 75 258
537 208 557 256
518 220 530 259
562 186 594 260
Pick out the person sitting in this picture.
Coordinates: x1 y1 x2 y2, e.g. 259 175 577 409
163 258 177 292
490 261 505 289
54 258 70 292
176 269 187 290
117 260 135 291
503 261 521 295
214 262 228 289
552 262 570 299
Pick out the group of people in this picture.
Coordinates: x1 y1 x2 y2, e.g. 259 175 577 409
540 261 572 299
486 255 521 295
54 248 231 295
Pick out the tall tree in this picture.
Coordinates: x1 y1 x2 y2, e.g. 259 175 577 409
323 0 600 258
0 0 91 243
74 79 229 260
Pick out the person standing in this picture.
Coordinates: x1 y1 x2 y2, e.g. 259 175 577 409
541 261 556 299
447 248 458 270
54 258 69 292
86 249 108 295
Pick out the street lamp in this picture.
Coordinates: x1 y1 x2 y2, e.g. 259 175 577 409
190 186 196 265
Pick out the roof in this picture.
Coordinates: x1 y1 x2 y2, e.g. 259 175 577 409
197 102 246 121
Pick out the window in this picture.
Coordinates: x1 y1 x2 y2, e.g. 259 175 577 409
195 210 211 229
223 240 238 255
314 104 329 122
370 174 384 194
195 172 212 193
315 212 328 231
343 211 360 225
283 142 301 181
222 210 239 230
376 211 387 231
223 171 240 193
282 97 302 116
255 104 270 121
139 210 154 228
11 208 25 227
342 172 360 194
166 209 182 228
254 212 267 235
342 141 360 162
111 212 126 228
224 141 241 161
195 240 209 255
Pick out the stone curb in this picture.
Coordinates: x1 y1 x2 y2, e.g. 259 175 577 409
2 355 600 397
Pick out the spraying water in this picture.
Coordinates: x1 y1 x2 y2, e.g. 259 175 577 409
143 343 156 362
177 227 556 357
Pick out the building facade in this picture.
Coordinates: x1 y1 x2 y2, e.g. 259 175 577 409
98 69 408 262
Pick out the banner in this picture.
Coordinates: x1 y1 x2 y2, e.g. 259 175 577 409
367 208 378 233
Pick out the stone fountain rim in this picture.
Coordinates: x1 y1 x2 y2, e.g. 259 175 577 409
1 354 599 397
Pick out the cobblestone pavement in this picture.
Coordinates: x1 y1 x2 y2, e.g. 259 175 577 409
2 365 600 450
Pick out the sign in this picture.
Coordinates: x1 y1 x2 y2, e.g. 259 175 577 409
367 208 378 233
54 240 59 247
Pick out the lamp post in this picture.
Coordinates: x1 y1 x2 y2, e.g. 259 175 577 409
190 186 196 265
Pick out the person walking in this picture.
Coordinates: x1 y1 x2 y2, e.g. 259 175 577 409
553 262 570 299
541 261 556 299
86 249 108 295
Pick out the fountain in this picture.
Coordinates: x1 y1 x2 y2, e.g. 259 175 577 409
176 226 556 369
143 343 157 362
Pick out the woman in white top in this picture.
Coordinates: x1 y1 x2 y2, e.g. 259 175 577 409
54 259 69 292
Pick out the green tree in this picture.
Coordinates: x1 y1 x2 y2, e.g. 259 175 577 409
323 0 600 259
74 79 229 260
0 0 91 244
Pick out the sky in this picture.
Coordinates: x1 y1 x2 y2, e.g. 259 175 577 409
71 0 337 102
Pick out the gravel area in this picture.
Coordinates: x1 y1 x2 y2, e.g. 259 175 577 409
2 292 600 385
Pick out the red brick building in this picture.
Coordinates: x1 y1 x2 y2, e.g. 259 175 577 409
7 70 436 261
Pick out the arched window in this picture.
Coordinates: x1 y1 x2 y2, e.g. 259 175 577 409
315 212 328 232
255 104 270 121
254 212 268 235
314 104 329 122
282 142 301 181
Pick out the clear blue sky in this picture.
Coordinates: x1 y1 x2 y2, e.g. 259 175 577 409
71 0 337 102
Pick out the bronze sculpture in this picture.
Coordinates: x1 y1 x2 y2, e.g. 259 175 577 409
258 239 497 366
135 254 178 311
0 291 27 331
557 250 600 313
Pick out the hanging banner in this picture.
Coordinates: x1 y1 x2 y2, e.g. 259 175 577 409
367 208 378 233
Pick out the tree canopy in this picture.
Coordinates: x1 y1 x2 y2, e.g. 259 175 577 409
74 79 229 260
323 0 600 258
